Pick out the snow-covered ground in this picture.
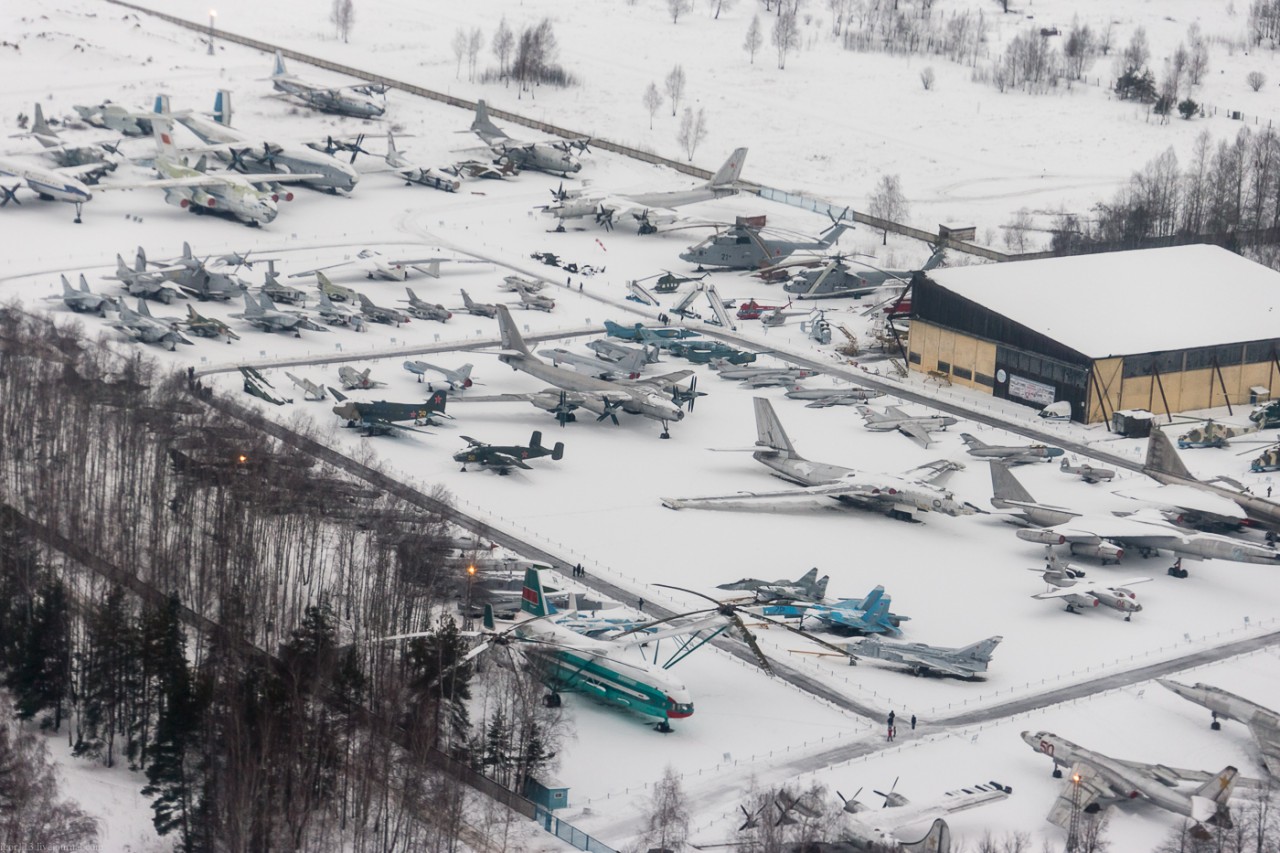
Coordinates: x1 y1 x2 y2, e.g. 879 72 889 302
5 0 1280 850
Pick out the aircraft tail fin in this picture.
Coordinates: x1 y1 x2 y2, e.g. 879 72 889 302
529 430 543 450
404 286 419 305
960 433 986 451
385 130 409 168
814 575 829 599
136 299 153 317
898 819 951 853
797 567 819 587
31 103 56 140
461 289 476 309
922 244 947 271
78 274 91 293
615 348 647 377
241 292 262 316
551 440 564 461
482 603 496 632
495 304 531 356
153 94 171 116
854 404 886 425
151 116 179 163
135 246 148 272
520 567 551 617
753 398 801 459
820 222 849 249
1145 428 1197 483
213 89 232 126
707 147 748 188
115 253 130 277
61 275 75 296
470 100 503 140
989 461 1037 507
456 364 473 386
272 50 287 78
1191 767 1237 825
959 636 1004 663
860 585 885 615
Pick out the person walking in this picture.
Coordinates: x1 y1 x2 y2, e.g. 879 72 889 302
638 597 645 612
910 714 917 731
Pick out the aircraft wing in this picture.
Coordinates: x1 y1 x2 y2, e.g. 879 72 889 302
100 172 325 190
1045 764 1112 830
1247 717 1280 772
849 786 1009 840
897 421 935 448
902 459 964 486
885 405 911 419
888 649 975 677
1042 517 1184 549
1113 484 1249 523
491 451 533 470
662 479 885 510
622 369 693 387
1033 577 1152 600
55 162 117 179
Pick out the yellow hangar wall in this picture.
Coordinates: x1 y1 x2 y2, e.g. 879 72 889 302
907 321 996 391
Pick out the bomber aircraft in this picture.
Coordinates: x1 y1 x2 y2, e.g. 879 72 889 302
453 431 565 474
1159 679 1280 773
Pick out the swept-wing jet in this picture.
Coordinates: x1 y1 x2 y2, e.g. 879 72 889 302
603 320 699 341
338 366 384 390
314 271 357 302
18 104 119 177
785 384 883 407
330 388 448 436
991 462 1280 568
313 290 365 330
499 274 546 293
1059 457 1116 483
662 398 978 521
961 433 1063 464
260 269 307 305
383 131 460 192
112 298 192 350
453 431 565 474
838 781 1009 850
72 101 152 136
0 155 96 222
716 567 828 603
782 245 946 300
542 148 747 234
403 360 474 390
765 585 909 636
586 338 659 365
849 635 1002 678
268 51 386 119
183 305 240 341
512 284 556 313
55 274 112 315
105 249 183 304
285 372 328 401
232 292 327 336
710 358 820 387
292 249 464 282
679 216 850 270
1159 679 1280 773
491 305 686 438
458 288 499 318
153 243 247 301
538 346 646 380
1143 428 1280 531
470 100 584 176
400 288 452 322
165 91 359 194
856 404 958 447
1030 558 1150 619
1023 730 1238 835
357 293 410 326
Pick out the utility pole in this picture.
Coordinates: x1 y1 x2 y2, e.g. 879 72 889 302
1065 772 1083 852
207 9 217 55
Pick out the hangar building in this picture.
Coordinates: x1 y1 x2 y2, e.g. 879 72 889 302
907 244 1280 424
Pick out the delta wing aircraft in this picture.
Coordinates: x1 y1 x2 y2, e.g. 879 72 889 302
542 147 747 234
662 398 978 521
470 100 585 176
285 372 329 401
1159 679 1280 773
338 366 384 390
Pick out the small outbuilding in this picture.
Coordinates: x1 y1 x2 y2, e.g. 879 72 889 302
907 244 1280 423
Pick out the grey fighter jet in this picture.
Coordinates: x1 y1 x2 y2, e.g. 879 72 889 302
403 361 474 390
856 404 957 448
458 289 499 318
401 288 452 322
338 366 385 390
56 274 112 315
716 567 829 603
848 635 1002 678
112 299 193 350
233 292 327 336
784 384 883 407
961 433 1064 465
1059 457 1116 483
356 293 410 326
538 347 647 380
1159 679 1280 774
105 249 183 304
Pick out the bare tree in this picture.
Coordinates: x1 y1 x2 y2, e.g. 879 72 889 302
1186 23 1209 85
465 27 483 83
669 0 691 23
1004 208 1033 252
1249 70 1268 91
1063 19 1094 79
771 9 799 69
868 173 908 243
1099 21 1114 56
643 82 663 130
920 66 936 90
452 29 467 80
644 765 690 852
677 107 707 161
744 14 763 63
492 17 514 82
330 0 354 44
710 0 736 19
665 64 687 116
1122 26 1150 70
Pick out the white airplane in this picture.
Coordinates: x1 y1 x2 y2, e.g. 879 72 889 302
0 156 96 221
662 398 980 521
1030 558 1150 620
541 147 748 234
292 249 471 282
838 780 1010 849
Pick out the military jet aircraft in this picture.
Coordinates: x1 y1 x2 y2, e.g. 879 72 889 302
765 585 909 636
961 433 1064 465
259 268 307 305
72 100 153 136
511 284 555 313
715 567 829 603
400 288 452 322
18 104 119 178
164 91 359 194
105 249 183 304
784 384 883 407
314 271 357 303
152 243 247 301
499 274 546 293
538 346 646 380
1059 457 1116 483
856 404 958 448
662 398 977 521
313 290 365 330
458 289 499 318
293 249 465 282
541 147 747 234
1030 558 1150 620
586 338 659 366
453 431 565 474
1143 428 1280 531
330 388 449 436
710 359 820 387
112 298 193 350
848 635 1002 678
403 360 475 390
679 216 850 270
991 463 1280 568
1159 679 1280 773
269 51 386 119
183 305 240 341
470 100 584 176
383 131 460 192
782 245 946 300
232 292 327 336
285 372 329 401
356 293 410 326
1022 730 1238 835
55 274 112 315
338 366 384 390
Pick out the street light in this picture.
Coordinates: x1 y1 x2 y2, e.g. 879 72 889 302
464 564 477 630
207 10 217 56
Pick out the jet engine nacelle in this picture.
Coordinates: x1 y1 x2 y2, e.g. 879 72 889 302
163 187 194 209
1179 536 1280 563
1017 529 1067 546
1069 541 1124 562
191 190 216 208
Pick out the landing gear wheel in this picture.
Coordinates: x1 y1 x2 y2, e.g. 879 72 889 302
1052 768 1063 779
1212 720 1222 731
655 720 673 734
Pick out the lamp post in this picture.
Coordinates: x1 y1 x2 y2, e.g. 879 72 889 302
464 563 476 630
207 10 217 55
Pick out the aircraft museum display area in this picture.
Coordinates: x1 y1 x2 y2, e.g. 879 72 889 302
7 1 1280 852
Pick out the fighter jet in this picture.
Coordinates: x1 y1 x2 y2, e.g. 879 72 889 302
765 585 910 636
153 243 247 301
314 271 358 303
356 293 410 326
183 305 240 341
383 131 460 192
232 292 327 336
1022 730 1238 835
784 384 883 407
679 216 850 271
499 275 546 293
848 635 1003 679
259 269 307 305
470 100 584 176
960 433 1064 465
313 290 365 330
1159 679 1280 774
710 359 820 387
285 372 329 401
1059 457 1116 483
715 567 829 603
541 148 748 234
55 274 112 315
19 104 119 178
402 361 474 390
105 249 183 304
400 288 452 322
512 285 556 313
112 299 193 350
453 431 565 474
293 249 466 282
586 338 659 365
662 398 978 521
338 366 385 390
458 289 499 319
268 51 386 119
856 404 958 448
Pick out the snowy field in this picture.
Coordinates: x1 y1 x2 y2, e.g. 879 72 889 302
5 0 1280 850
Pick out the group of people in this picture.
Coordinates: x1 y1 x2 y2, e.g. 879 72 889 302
886 710 916 741
571 563 586 578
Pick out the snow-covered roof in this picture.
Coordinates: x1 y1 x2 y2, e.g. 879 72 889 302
926 245 1280 359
